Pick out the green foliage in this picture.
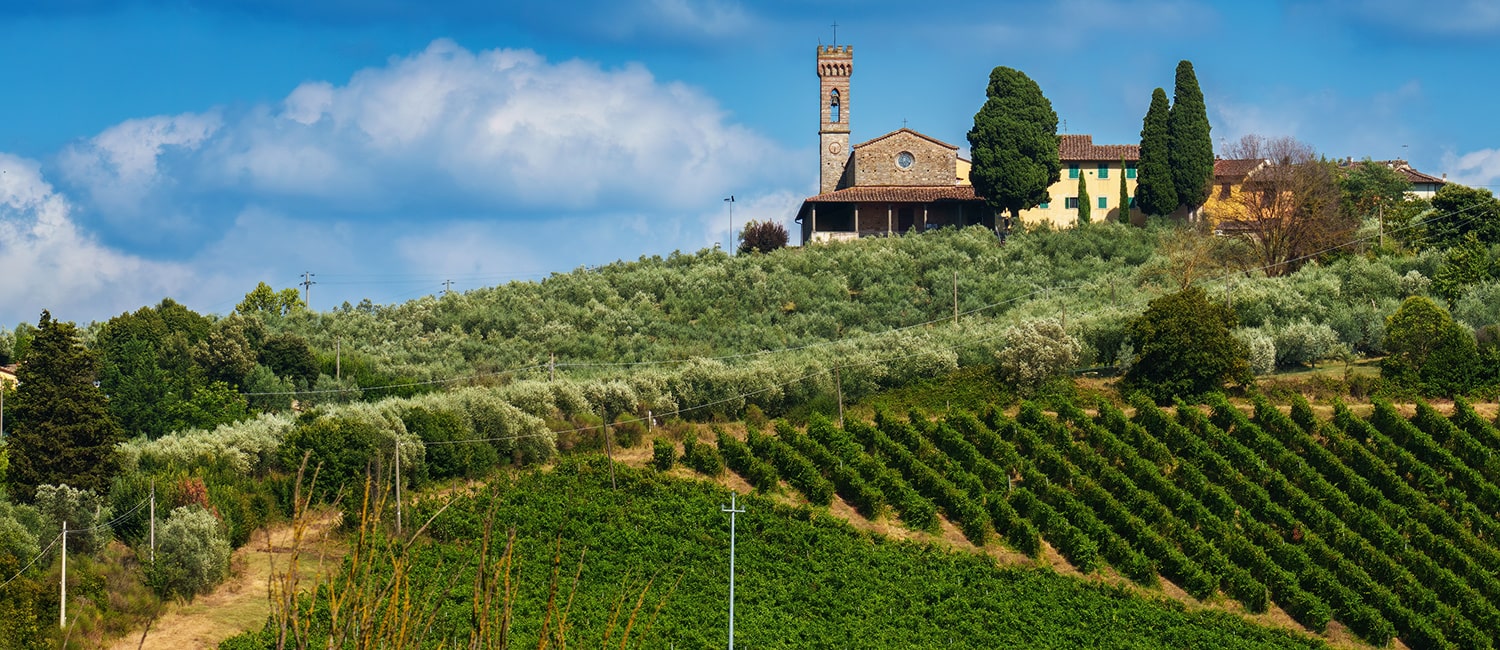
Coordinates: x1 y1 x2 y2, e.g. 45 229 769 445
149 505 231 600
1381 296 1482 396
1135 88 1178 216
1118 156 1131 223
32 484 114 555
680 435 724 476
651 438 675 471
1427 183 1500 248
1432 232 1495 304
1339 159 1412 222
993 318 1080 394
738 220 789 254
1168 60 1213 209
967 67 1061 221
235 282 305 318
258 332 319 388
6 311 121 501
280 413 393 502
401 405 493 480
1076 171 1091 224
1122 287 1250 403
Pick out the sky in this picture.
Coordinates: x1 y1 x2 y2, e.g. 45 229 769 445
3 0 1500 327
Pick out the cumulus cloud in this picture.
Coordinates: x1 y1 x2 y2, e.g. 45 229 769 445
1443 149 1500 188
0 153 193 325
57 39 792 240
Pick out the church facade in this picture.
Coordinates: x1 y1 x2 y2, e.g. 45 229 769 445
795 43 1140 243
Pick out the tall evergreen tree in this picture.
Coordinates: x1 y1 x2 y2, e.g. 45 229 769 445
1135 88 1177 217
1168 60 1213 210
1076 171 1091 224
6 311 121 501
967 67 1061 228
1118 156 1131 223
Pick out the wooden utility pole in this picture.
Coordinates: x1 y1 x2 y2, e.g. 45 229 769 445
60 521 67 629
834 366 845 428
149 481 156 564
335 338 342 381
953 271 959 326
395 439 402 538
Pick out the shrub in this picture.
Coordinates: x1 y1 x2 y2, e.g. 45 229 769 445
651 439 676 471
1234 328 1276 376
994 318 1080 394
738 220 789 254
1122 286 1251 403
1270 319 1342 369
401 405 494 480
33 484 114 555
280 414 393 502
1382 295 1482 396
681 436 724 476
150 505 231 600
612 415 647 449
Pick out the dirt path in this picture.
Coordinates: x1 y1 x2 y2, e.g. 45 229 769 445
110 509 343 650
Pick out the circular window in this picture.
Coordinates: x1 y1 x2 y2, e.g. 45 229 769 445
896 151 915 169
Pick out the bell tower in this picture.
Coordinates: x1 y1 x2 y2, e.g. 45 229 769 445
817 44 852 194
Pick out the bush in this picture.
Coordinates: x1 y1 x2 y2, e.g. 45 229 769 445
1234 328 1276 376
150 505 231 600
33 484 114 555
681 436 724 476
994 318 1081 394
1269 319 1342 369
1122 287 1251 403
651 439 676 471
1382 295 1482 396
402 405 494 481
738 220 789 254
612 415 647 449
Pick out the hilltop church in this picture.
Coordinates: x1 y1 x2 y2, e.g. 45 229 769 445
795 43 1142 244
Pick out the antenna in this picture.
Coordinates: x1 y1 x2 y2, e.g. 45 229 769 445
831 21 839 45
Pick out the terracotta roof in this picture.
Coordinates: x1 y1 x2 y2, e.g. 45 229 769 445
1215 158 1267 179
1397 167 1445 185
853 127 960 151
803 185 982 203
1059 134 1139 161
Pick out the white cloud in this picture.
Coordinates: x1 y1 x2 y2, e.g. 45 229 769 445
56 39 792 237
1443 149 1500 188
1307 0 1500 38
0 153 193 325
58 112 221 216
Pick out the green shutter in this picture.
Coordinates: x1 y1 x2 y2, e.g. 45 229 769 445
1126 164 1137 179
1098 196 1107 209
1097 163 1109 179
1040 201 1050 209
1068 164 1079 179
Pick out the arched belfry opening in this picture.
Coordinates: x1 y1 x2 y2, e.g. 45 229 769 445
830 88 842 123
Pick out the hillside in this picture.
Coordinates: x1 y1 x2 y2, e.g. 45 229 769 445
222 456 1327 649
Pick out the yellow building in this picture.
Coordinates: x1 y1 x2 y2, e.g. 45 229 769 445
1201 158 1267 226
1016 135 1140 228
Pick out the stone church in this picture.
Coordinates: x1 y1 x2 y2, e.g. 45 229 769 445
795 43 1141 244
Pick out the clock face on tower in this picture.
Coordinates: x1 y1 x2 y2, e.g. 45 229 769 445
829 142 842 154
896 151 914 169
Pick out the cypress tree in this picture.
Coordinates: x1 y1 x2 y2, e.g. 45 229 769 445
1168 60 1213 210
1135 88 1177 217
6 311 122 501
1077 170 1091 224
968 67 1061 227
1118 156 1131 223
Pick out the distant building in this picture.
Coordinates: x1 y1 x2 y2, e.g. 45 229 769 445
0 364 16 389
794 43 1138 243
1338 158 1447 199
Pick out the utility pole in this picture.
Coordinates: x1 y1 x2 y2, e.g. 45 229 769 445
443 279 454 295
335 338 342 382
300 271 316 310
60 521 67 629
833 365 845 428
1378 203 1385 251
394 438 402 538
952 271 959 326
721 493 745 650
724 196 736 255
604 420 618 489
149 480 156 564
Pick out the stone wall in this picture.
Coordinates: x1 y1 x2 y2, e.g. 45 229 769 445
852 131 957 187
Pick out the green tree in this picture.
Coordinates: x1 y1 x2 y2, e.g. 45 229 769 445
967 67 1061 227
1168 60 1213 210
6 311 122 501
1381 295 1481 395
1076 170 1091 224
150 505 231 600
1339 159 1412 220
1433 232 1495 304
1122 287 1251 403
236 282 306 317
1427 183 1500 248
260 332 320 388
1134 88 1177 217
1118 156 1130 223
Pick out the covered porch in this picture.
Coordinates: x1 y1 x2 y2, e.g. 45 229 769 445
795 186 995 244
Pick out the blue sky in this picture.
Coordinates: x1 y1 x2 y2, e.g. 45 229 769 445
3 0 1499 326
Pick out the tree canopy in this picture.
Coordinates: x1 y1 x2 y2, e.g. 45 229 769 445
1427 183 1500 248
6 311 122 500
1167 61 1213 210
1122 287 1250 403
1135 88 1177 217
1076 170 1091 224
235 282 306 317
1381 295 1481 396
967 67 1061 224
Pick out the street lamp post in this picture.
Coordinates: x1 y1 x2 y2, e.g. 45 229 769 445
725 195 736 255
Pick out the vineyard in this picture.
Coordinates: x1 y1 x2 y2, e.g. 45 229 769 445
695 395 1500 649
